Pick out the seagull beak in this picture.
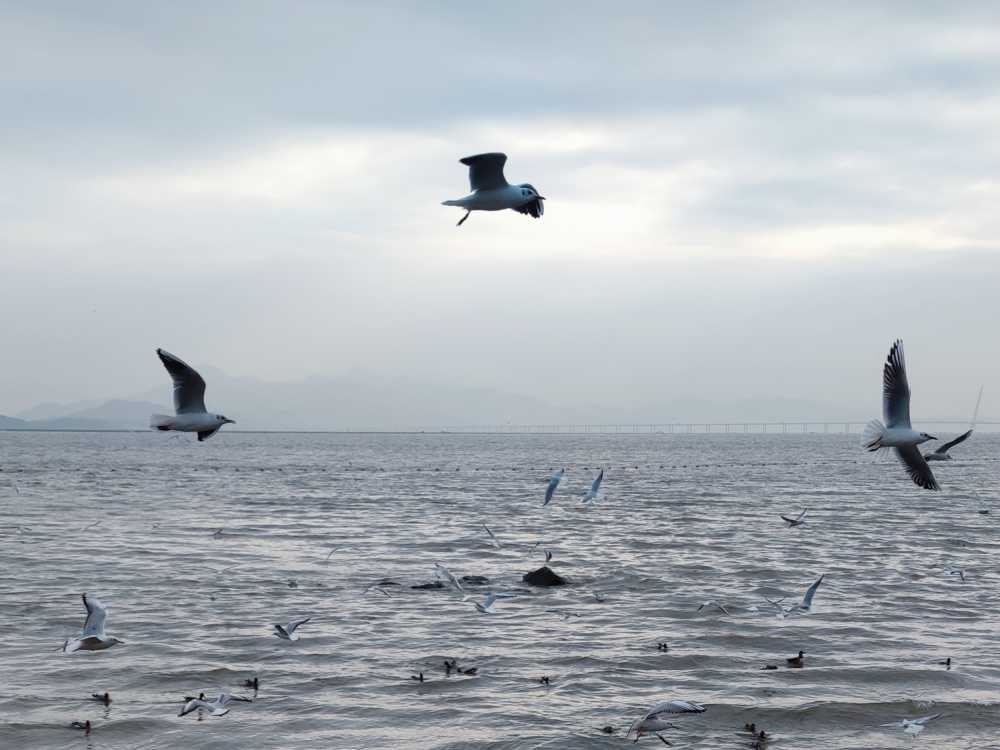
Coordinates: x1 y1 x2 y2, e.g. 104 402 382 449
537 195 546 200
224 418 236 425
926 434 937 440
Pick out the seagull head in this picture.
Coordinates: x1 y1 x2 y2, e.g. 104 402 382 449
109 637 126 645
518 183 545 200
218 415 236 425
919 432 937 442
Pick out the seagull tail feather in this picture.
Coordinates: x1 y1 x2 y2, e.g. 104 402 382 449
150 414 174 430
862 419 886 451
441 200 464 207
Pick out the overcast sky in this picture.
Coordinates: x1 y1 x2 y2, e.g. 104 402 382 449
2 2 999 421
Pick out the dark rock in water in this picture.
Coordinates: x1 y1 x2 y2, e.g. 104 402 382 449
461 575 490 585
523 566 566 587
411 581 444 590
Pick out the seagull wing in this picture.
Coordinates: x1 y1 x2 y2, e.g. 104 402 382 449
157 349 207 414
513 197 544 218
935 429 973 455
543 473 561 506
591 470 604 495
796 509 807 523
460 153 508 192
800 575 824 610
81 593 108 637
895 445 940 490
179 699 209 716
780 515 797 525
882 340 911 428
286 617 311 635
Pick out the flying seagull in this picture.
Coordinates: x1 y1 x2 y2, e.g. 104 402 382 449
862 340 939 489
179 693 251 717
474 592 515 614
924 429 972 462
928 386 984 463
697 600 731 615
483 523 502 549
780 509 807 527
581 469 604 503
62 594 125 653
765 575 824 618
543 469 565 506
150 349 235 441
273 617 311 641
628 700 706 741
434 563 468 598
442 153 544 226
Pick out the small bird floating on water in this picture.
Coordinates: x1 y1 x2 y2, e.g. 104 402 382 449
442 153 544 227
90 692 111 705
786 650 805 667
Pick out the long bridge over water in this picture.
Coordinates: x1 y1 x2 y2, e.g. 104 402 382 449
437 420 1000 435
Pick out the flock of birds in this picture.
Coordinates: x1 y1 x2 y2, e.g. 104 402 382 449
37 156 988 744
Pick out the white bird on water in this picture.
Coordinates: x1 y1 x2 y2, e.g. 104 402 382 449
543 469 565 506
765 575 824 618
881 713 943 736
62 594 125 653
862 340 939 490
581 469 604 503
273 617 311 641
442 153 545 227
150 349 235 441
628 700 706 740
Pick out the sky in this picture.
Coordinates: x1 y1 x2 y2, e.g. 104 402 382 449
2 1 1000 423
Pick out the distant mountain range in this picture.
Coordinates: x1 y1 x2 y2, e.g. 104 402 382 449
0 365 876 431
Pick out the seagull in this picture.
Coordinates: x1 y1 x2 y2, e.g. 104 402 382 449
943 566 966 582
780 509 806 527
765 575 824 618
543 469 565 506
924 429 973 462
483 523 502 549
862 340 939 489
273 617 311 641
880 713 943 736
62 594 125 652
928 386 984 462
628 700 706 741
179 693 251 717
697 600 731 615
474 592 515 614
581 469 604 503
442 153 544 227
433 564 468 598
150 348 235 441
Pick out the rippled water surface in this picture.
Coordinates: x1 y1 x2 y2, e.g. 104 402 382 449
1 431 998 749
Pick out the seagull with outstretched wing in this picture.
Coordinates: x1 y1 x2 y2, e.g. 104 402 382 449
780 509 806 527
442 153 545 226
150 349 235 441
273 617 311 641
861 341 939 489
